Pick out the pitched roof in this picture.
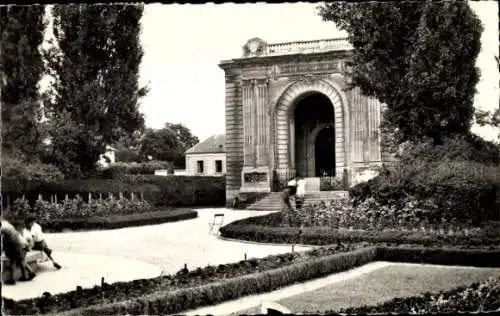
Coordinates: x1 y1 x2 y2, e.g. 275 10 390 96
186 134 225 154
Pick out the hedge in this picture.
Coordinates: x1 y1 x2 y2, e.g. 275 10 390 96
2 175 225 208
38 208 198 232
348 160 500 224
4 245 500 315
119 175 225 207
219 220 500 247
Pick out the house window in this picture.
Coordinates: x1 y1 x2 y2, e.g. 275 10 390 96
215 160 223 173
197 160 204 174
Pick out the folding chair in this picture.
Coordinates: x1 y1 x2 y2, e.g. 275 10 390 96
208 213 224 234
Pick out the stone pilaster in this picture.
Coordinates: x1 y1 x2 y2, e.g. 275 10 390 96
242 79 254 167
256 78 269 167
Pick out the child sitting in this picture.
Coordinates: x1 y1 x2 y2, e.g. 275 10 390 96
24 216 61 270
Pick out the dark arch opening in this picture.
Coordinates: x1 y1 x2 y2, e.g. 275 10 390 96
293 92 335 177
315 126 336 177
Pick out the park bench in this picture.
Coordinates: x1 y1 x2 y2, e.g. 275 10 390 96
1 250 48 283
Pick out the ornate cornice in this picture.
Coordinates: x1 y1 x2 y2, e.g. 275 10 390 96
219 50 352 71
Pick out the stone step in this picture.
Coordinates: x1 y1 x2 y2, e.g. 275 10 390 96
245 190 348 211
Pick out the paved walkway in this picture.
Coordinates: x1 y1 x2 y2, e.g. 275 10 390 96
2 208 312 300
2 252 162 300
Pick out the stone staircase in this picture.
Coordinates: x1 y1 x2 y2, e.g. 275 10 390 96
245 190 349 212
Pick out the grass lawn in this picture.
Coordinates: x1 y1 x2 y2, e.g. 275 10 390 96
233 263 500 315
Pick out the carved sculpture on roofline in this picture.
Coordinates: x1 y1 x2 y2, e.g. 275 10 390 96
242 37 268 57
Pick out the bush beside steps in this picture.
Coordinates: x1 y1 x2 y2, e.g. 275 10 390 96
4 245 500 315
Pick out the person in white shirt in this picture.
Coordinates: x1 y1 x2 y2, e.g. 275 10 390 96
25 216 61 270
295 175 306 210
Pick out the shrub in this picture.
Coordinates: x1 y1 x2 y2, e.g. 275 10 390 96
98 160 173 179
119 175 226 207
349 160 500 223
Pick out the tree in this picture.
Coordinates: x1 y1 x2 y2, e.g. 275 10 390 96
318 1 483 145
112 128 144 162
1 5 46 159
139 127 181 163
44 4 147 178
139 123 199 168
165 123 199 151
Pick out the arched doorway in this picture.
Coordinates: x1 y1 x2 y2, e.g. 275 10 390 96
315 126 336 177
293 92 335 177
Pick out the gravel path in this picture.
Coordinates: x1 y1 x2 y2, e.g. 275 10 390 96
43 208 310 273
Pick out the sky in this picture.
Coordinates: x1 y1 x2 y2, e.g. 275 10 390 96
44 2 500 142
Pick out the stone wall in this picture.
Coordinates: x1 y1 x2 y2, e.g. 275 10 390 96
223 72 244 206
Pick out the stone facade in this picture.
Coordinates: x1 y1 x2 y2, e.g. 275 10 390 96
219 38 392 206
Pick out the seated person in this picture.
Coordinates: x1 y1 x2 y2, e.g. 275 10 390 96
24 216 61 270
1 219 36 284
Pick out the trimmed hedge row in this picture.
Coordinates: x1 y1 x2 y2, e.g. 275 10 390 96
2 175 225 208
219 221 500 247
119 175 225 207
4 245 500 315
38 208 198 232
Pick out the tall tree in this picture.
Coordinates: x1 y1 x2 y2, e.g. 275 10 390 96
165 122 199 151
138 123 199 168
1 5 46 159
139 127 180 162
318 1 482 145
44 4 147 178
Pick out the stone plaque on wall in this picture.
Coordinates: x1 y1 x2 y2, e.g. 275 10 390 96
278 61 343 76
244 172 268 183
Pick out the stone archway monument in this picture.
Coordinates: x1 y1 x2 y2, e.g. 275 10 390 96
219 37 391 206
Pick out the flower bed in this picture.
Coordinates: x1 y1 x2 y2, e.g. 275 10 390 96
335 276 500 314
11 194 153 221
39 208 198 232
5 196 197 232
255 197 486 231
2 244 366 315
219 197 500 246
